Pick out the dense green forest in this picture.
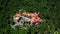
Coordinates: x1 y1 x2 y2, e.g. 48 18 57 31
0 0 60 34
